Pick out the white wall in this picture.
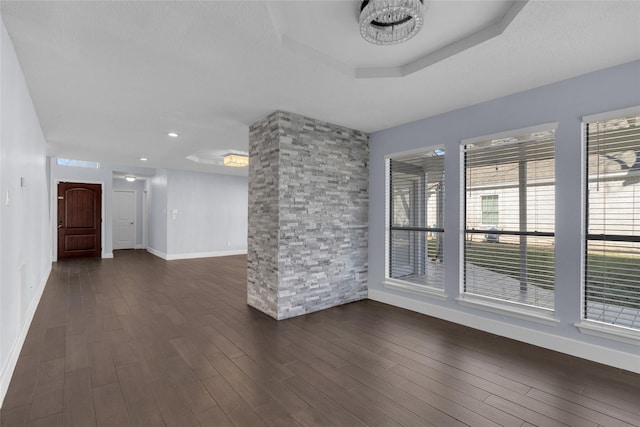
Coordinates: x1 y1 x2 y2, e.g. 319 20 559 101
0 19 52 407
50 160 155 258
51 162 248 261
165 170 247 259
368 60 640 373
144 169 249 260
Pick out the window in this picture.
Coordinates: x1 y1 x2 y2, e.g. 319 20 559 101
584 111 640 330
463 126 556 311
481 195 499 224
56 158 99 168
387 147 445 290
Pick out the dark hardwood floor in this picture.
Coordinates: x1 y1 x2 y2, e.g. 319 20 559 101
1 250 639 427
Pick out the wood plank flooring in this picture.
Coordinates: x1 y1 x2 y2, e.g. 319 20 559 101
2 250 639 427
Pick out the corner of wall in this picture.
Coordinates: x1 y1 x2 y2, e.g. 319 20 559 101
248 111 369 320
146 247 168 260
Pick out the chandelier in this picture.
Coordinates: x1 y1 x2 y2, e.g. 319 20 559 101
223 154 249 167
359 0 425 45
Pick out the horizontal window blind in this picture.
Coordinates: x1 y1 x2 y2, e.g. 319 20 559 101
463 130 555 310
388 148 445 289
585 114 640 329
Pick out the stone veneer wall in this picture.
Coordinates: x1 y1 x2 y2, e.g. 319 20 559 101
247 112 281 318
248 111 369 320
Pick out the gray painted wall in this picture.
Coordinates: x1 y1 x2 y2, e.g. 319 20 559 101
248 111 369 320
369 60 640 365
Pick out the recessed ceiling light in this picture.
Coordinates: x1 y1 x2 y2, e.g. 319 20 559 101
167 132 179 138
140 157 148 161
125 176 136 182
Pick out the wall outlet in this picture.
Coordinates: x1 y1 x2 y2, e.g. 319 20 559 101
227 241 231 247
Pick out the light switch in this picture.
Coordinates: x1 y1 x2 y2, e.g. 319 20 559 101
5 190 10 206
171 208 178 220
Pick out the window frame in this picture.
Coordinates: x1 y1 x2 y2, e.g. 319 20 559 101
458 122 559 324
384 146 447 299
481 194 499 225
577 106 640 343
56 158 100 168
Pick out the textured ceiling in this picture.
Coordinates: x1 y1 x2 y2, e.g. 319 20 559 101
1 1 639 176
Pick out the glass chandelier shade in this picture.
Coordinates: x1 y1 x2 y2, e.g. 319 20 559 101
359 0 425 45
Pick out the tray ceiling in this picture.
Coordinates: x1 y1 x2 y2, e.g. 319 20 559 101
1 1 639 175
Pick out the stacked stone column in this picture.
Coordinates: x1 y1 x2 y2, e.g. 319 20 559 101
248 111 369 320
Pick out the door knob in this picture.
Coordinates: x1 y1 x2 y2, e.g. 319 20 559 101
58 224 63 229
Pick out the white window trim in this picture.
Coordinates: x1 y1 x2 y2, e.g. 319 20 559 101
580 106 640 339
460 122 559 147
384 145 445 160
385 158 390 280
55 157 100 168
457 294 558 327
582 105 640 124
385 144 446 296
575 320 640 347
384 278 447 301
458 122 559 319
481 194 499 225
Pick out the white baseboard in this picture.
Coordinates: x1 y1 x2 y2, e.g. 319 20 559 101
368 289 640 374
0 265 52 409
166 249 247 260
146 248 247 261
146 247 168 259
102 252 113 259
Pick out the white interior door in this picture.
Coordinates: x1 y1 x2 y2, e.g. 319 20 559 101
113 190 136 250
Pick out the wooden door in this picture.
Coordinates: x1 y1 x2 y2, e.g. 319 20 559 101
57 182 102 259
113 190 136 250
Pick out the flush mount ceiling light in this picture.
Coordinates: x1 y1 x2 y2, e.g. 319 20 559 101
359 0 425 45
223 154 249 168
167 132 179 138
139 157 148 161
186 149 248 166
125 176 136 182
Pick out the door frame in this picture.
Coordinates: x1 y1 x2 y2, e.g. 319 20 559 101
142 188 148 249
112 189 137 250
52 179 106 261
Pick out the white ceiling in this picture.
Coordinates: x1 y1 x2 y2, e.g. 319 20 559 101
1 1 639 176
